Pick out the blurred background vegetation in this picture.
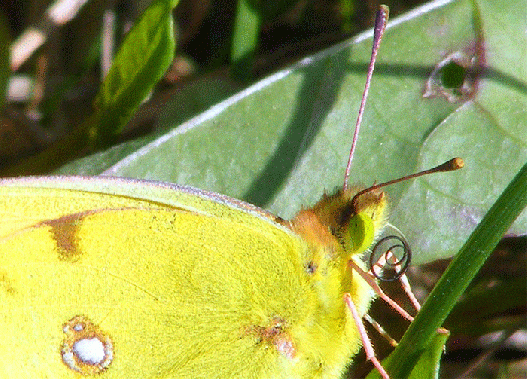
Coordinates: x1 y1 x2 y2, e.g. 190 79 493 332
0 1 524 378
1 0 430 169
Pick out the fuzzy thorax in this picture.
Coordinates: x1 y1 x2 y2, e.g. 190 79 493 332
290 187 388 264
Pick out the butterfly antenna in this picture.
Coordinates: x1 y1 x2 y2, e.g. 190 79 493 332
343 5 389 191
352 157 465 209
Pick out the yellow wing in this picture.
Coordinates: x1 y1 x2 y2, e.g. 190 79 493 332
0 176 373 378
0 176 284 238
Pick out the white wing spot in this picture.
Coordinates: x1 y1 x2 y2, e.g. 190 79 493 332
73 337 106 364
61 315 113 375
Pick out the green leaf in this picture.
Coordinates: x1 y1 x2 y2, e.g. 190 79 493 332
57 0 527 265
91 0 178 146
231 0 261 81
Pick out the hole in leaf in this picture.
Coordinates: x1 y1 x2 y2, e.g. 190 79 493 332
423 45 483 103
441 61 466 89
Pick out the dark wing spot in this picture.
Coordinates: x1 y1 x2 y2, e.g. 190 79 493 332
44 214 85 261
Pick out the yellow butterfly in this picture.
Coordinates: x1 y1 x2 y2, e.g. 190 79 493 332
0 6 460 379
0 172 387 378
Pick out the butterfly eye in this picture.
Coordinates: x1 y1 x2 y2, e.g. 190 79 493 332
369 235 411 281
347 213 375 254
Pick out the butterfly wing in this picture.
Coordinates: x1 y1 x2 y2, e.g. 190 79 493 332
0 176 311 378
0 176 284 237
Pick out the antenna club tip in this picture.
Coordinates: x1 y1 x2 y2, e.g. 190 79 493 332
449 157 465 170
435 157 464 172
379 4 390 16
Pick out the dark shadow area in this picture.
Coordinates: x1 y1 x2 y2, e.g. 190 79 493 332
243 50 351 207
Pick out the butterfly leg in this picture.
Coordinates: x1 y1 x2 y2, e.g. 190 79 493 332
372 249 422 312
344 293 390 379
348 259 413 321
396 269 421 312
370 251 448 335
363 313 398 347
